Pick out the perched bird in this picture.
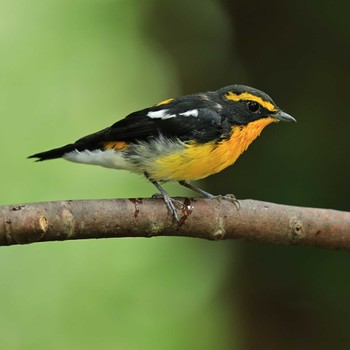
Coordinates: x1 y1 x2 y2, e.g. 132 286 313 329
29 85 295 220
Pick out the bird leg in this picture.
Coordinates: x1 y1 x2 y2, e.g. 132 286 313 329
145 173 180 221
178 180 240 210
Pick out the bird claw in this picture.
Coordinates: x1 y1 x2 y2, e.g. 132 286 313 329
152 193 182 221
212 194 241 210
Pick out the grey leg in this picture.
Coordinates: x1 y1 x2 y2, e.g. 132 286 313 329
145 173 179 221
178 180 240 209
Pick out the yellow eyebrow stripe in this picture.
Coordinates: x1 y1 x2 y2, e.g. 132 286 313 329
225 92 277 112
156 98 174 106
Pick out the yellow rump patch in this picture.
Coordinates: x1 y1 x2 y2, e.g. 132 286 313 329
103 141 127 150
225 92 277 112
156 98 174 106
151 117 276 181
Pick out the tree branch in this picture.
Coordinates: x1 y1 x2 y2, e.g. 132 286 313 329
0 198 349 250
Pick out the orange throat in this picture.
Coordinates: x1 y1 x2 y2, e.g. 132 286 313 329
228 117 277 156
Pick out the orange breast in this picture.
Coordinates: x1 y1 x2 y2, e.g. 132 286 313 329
151 117 276 181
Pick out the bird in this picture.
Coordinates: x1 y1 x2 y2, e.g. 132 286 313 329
29 84 296 221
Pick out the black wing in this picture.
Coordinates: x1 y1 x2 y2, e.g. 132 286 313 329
101 107 225 143
74 93 227 147
29 99 228 161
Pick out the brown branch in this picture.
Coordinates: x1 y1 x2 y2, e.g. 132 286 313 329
0 198 349 250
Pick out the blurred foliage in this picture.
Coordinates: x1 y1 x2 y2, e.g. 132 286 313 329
0 0 350 349
0 1 235 349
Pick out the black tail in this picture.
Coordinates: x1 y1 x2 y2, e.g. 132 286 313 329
28 144 76 161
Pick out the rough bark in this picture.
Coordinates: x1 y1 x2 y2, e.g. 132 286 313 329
0 198 349 250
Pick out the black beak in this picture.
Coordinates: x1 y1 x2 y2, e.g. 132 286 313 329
272 110 296 122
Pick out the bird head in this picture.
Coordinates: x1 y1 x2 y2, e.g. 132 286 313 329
217 85 296 125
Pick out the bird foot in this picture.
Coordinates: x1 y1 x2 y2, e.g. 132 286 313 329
210 194 241 210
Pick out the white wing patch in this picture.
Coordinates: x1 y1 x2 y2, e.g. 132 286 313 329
147 108 199 120
147 109 175 120
179 109 199 117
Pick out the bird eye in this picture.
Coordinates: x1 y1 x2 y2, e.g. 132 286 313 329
248 101 260 112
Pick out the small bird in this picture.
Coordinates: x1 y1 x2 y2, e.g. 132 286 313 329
29 85 295 220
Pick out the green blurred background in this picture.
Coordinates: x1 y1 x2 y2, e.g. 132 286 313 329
0 0 349 349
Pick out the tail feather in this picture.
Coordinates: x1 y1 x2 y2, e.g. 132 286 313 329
28 144 76 161
29 127 110 161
